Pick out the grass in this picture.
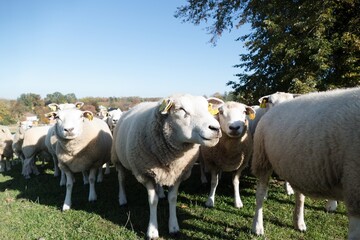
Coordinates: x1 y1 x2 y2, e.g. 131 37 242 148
0 160 348 240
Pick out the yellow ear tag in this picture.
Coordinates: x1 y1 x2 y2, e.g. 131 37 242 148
260 99 267 108
48 105 57 112
159 100 173 114
208 103 219 115
248 112 255 120
84 112 94 121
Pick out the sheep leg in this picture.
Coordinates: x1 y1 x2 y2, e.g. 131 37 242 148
96 166 103 183
293 191 307 231
52 154 60 177
5 158 11 171
63 171 74 211
116 164 127 206
82 171 89 185
0 156 5 173
284 181 294 195
168 181 181 235
325 200 338 212
145 181 159 239
88 168 97 202
252 171 272 236
156 184 166 199
233 170 243 208
30 158 40 175
59 170 66 186
104 162 111 175
22 157 34 179
348 216 360 240
199 157 208 184
205 170 219 208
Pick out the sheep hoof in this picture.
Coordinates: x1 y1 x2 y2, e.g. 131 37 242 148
325 200 338 212
234 201 243 208
62 204 71 211
205 199 214 208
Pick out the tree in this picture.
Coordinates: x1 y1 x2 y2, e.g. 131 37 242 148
17 93 43 111
44 92 77 105
176 0 360 104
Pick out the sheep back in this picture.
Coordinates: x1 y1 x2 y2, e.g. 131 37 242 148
22 125 51 159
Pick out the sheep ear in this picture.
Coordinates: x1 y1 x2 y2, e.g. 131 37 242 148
246 106 256 120
159 99 173 115
75 102 84 109
48 103 59 111
45 112 57 120
207 97 224 115
259 97 269 108
83 111 94 121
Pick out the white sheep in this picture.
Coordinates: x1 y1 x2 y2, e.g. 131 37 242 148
0 125 14 172
111 94 222 239
45 102 84 182
21 125 52 178
251 87 360 239
201 100 255 208
251 92 338 211
48 108 112 211
12 123 28 162
105 108 122 133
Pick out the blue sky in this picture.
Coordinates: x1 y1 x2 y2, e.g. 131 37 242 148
0 0 250 100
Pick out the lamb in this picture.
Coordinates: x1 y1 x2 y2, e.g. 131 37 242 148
111 94 222 239
0 125 14 172
48 107 112 211
21 125 52 178
251 87 360 239
201 100 255 208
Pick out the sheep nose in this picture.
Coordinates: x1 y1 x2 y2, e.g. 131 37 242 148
229 125 240 131
209 125 220 133
64 128 74 133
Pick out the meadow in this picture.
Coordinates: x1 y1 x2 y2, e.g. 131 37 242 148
0 160 348 240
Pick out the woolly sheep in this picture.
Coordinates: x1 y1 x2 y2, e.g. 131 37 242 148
251 92 338 210
12 123 27 162
105 108 122 133
0 125 14 172
111 94 222 239
21 125 52 178
251 87 360 239
49 108 112 211
201 100 255 208
45 102 84 182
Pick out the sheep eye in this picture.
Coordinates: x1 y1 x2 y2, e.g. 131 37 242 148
179 108 189 117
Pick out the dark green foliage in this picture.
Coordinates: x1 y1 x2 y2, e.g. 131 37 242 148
176 0 360 104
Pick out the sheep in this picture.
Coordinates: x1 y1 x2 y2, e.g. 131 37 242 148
0 125 14 172
45 102 84 182
250 92 338 211
105 108 122 133
111 94 222 239
48 108 112 211
12 123 28 162
200 100 255 208
251 87 360 239
21 125 53 178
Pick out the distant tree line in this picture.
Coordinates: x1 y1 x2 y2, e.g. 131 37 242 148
0 91 230 125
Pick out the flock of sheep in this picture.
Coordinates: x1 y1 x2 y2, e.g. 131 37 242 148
0 87 359 239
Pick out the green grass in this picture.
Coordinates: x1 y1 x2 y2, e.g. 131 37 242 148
0 161 348 240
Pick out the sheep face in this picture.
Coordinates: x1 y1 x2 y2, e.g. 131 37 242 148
107 109 122 129
259 92 298 109
53 109 93 140
161 95 222 147
218 102 255 138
